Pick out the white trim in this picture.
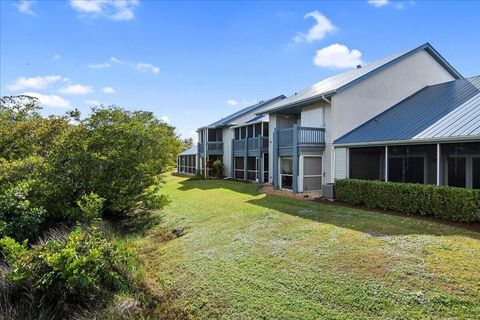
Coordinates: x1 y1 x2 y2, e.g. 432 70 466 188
334 135 480 147
384 145 388 182
436 143 441 185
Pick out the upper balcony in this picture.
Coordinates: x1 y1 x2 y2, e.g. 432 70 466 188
198 141 223 156
275 126 326 156
233 136 269 157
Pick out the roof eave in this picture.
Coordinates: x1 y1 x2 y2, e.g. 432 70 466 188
333 135 480 147
258 91 335 115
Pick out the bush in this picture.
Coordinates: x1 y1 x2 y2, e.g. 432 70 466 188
335 179 480 222
212 160 224 179
0 181 46 242
0 226 137 309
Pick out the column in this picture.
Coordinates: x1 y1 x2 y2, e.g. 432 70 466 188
292 125 299 193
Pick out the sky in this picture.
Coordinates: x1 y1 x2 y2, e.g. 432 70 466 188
1 0 479 141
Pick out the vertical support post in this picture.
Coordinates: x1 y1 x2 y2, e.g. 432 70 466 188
231 138 235 180
436 143 441 185
384 145 388 182
258 136 263 183
292 124 299 193
204 129 207 178
272 128 278 188
244 138 248 181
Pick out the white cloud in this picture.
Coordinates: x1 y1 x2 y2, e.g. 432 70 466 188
85 99 101 105
135 63 160 74
102 87 116 94
293 11 336 43
368 0 389 7
69 0 139 21
226 99 239 106
7 75 62 91
16 0 36 15
60 83 93 95
22 92 71 108
52 54 61 60
313 44 363 69
160 115 170 123
88 62 111 69
110 57 124 64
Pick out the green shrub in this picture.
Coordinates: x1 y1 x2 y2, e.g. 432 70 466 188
335 179 480 222
0 181 47 242
212 160 224 179
75 192 105 222
0 226 137 306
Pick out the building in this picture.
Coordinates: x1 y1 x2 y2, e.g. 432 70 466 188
334 76 479 189
197 95 285 178
261 43 466 193
177 146 197 175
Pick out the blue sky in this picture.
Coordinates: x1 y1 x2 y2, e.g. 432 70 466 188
1 0 479 141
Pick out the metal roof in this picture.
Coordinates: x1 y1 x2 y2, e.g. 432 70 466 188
179 146 197 156
201 95 285 129
334 76 480 145
260 43 462 115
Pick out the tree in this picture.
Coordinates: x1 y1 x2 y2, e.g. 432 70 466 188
182 137 194 151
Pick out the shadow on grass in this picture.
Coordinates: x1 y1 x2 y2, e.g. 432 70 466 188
247 194 480 239
178 178 261 196
110 210 164 237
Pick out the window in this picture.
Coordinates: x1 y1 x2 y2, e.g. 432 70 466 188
280 157 293 190
262 122 269 137
349 147 384 181
302 156 322 191
234 157 244 179
247 157 257 181
254 123 261 137
447 157 466 188
241 127 246 139
473 157 480 189
234 128 240 140
247 125 254 138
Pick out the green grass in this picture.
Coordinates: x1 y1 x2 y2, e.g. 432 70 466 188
122 175 480 319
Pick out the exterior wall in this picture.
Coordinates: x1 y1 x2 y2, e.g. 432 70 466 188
222 127 233 178
300 103 324 128
323 105 333 183
332 50 456 141
334 147 348 179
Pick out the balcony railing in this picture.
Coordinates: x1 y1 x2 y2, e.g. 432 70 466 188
233 136 269 155
278 126 325 147
198 141 224 155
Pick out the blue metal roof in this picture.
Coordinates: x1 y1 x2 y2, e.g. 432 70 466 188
334 76 480 145
205 95 285 128
179 146 197 156
260 43 462 115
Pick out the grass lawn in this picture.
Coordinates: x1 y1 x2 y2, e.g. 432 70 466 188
123 175 480 319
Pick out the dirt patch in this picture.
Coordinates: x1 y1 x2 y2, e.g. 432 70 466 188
260 185 322 200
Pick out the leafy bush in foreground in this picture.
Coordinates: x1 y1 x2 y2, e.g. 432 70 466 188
335 179 480 222
0 226 137 313
0 181 46 242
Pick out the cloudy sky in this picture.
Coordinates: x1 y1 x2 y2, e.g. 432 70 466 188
1 0 479 141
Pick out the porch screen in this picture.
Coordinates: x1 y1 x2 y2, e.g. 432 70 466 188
303 156 322 191
234 157 244 180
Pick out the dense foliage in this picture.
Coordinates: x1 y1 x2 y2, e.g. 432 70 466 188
0 95 182 240
0 95 182 319
335 179 480 222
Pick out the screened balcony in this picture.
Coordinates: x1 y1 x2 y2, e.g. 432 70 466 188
276 126 326 156
198 141 224 156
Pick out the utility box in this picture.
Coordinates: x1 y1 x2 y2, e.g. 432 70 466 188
322 183 335 200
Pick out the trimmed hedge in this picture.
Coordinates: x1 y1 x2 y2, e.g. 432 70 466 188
335 179 480 223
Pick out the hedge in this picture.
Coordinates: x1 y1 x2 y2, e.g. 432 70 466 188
334 179 480 223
